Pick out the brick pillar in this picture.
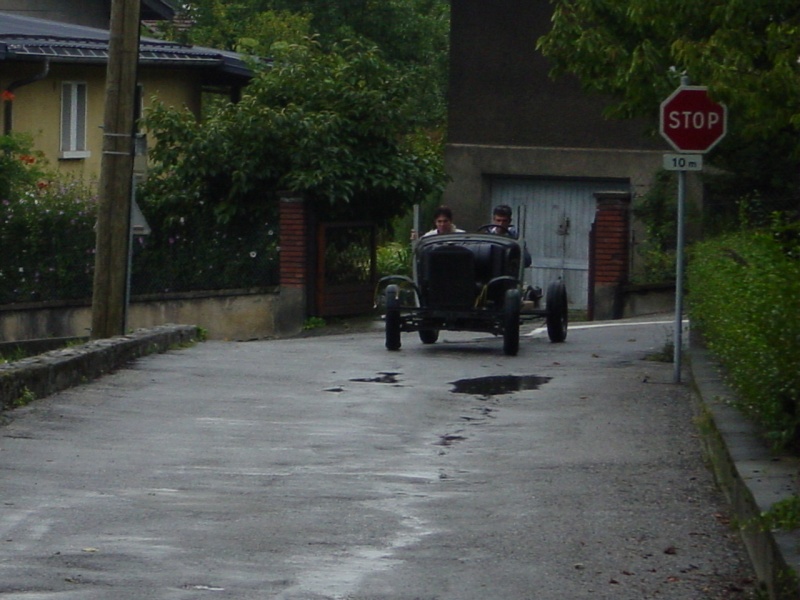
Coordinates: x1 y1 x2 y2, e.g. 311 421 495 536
276 194 308 335
590 191 630 320
279 195 308 288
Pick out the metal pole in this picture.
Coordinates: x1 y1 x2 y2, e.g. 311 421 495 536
412 204 420 296
673 169 686 383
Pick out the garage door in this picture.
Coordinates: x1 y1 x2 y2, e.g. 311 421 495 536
491 178 629 310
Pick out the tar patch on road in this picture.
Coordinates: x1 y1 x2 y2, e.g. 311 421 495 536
449 374 551 396
350 372 401 384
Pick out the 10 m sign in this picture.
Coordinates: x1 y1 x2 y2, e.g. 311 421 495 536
663 153 702 171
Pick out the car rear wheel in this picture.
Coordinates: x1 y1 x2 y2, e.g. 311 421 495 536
503 288 521 356
385 285 401 351
545 280 568 343
419 329 439 344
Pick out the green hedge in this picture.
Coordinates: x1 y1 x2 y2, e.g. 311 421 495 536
688 224 800 450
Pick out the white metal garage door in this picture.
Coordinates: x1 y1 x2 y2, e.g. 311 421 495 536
491 178 629 310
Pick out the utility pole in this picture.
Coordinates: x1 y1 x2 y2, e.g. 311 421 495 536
91 0 141 339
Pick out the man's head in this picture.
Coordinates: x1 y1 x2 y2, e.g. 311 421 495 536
492 205 513 230
433 206 455 234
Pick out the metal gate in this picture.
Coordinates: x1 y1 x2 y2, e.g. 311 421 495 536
490 178 629 310
314 222 377 317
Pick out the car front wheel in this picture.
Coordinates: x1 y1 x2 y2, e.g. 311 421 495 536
503 288 521 356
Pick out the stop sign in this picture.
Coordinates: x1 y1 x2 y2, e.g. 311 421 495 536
660 86 727 153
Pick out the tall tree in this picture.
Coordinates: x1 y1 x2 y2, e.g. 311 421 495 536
142 37 447 226
537 0 800 213
176 0 450 126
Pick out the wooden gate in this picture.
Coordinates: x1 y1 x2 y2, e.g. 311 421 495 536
313 222 377 317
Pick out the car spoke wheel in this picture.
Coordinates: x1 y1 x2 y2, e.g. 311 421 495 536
545 281 568 343
385 285 401 351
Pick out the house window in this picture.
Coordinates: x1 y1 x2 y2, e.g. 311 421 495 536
60 82 90 159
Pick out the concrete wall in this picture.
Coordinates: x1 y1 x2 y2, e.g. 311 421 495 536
448 0 666 152
0 288 306 342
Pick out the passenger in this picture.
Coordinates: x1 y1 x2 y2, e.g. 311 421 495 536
420 206 465 238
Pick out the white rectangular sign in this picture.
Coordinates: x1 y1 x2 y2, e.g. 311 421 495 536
663 153 703 171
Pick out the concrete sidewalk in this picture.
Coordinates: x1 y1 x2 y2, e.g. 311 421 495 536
688 336 800 599
0 325 201 413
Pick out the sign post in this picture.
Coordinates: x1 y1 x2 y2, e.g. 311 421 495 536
659 85 726 383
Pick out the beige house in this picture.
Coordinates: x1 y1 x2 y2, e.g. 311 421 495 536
1 5 252 181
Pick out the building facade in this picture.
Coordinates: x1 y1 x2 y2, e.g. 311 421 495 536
444 0 698 313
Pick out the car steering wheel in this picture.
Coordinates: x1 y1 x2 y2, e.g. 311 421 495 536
476 224 510 234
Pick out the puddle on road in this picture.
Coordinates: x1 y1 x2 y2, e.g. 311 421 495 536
449 374 552 396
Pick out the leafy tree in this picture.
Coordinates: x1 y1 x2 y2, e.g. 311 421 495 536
537 0 800 213
171 0 449 125
171 2 313 55
141 37 447 226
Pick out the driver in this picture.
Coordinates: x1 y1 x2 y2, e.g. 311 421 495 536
489 204 519 238
489 204 531 267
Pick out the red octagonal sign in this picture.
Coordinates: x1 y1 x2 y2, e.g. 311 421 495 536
660 86 727 153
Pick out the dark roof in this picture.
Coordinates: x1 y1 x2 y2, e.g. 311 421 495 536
142 0 176 21
0 12 253 80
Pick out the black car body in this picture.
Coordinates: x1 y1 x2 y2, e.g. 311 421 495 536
380 231 567 355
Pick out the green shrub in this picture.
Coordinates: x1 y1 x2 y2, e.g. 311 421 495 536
377 241 412 278
688 222 800 450
131 187 279 294
632 170 677 284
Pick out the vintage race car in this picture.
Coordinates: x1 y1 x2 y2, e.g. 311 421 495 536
378 227 568 355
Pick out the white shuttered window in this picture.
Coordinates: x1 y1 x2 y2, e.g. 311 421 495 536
60 82 89 159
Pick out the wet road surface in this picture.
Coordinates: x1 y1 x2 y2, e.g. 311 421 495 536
0 317 757 599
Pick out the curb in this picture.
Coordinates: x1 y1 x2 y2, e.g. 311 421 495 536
688 340 800 599
0 324 202 412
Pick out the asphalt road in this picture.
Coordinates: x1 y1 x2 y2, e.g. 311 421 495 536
1 317 757 599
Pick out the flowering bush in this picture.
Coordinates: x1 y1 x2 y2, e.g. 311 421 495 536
0 133 279 304
0 132 47 200
0 176 98 304
0 135 96 304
